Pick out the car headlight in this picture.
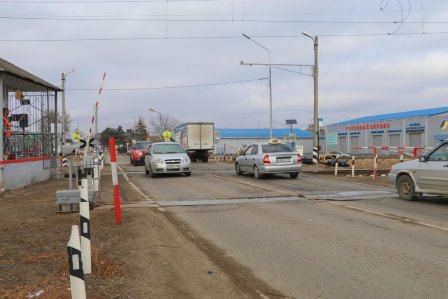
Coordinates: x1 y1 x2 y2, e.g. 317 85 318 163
137 152 143 156
152 158 164 164
182 157 190 163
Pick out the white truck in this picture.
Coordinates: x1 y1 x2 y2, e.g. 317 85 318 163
173 122 214 162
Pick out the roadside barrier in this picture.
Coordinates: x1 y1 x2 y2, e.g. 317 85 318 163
109 137 122 225
80 177 92 274
67 225 86 299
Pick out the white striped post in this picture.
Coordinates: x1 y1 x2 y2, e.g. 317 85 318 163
373 147 378 181
109 137 122 224
93 157 99 192
312 146 318 164
80 178 91 274
334 154 339 176
67 225 86 299
62 154 68 167
351 156 355 177
400 154 404 163
99 150 104 169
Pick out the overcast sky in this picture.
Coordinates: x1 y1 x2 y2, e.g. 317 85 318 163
1 0 448 134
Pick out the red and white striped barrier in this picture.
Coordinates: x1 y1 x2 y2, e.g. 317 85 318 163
109 137 121 225
84 72 107 156
353 146 427 158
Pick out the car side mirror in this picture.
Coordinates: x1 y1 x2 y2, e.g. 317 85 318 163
419 156 427 162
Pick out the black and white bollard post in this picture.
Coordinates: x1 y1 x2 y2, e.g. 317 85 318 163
80 177 91 274
313 146 319 164
67 225 86 299
62 154 68 167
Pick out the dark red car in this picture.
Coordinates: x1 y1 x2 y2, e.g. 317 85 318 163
129 141 152 166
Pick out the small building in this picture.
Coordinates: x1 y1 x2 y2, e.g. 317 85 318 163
215 128 315 155
0 58 62 191
325 106 448 155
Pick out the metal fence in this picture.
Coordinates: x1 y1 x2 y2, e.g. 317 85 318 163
4 85 57 166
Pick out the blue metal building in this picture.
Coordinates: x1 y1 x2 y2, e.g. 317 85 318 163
325 106 448 154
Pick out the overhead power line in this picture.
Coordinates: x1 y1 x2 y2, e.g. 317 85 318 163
0 0 219 3
2 31 448 42
66 77 268 91
3 15 448 24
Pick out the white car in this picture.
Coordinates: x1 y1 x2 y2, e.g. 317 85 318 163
144 142 191 177
388 139 448 200
235 139 303 179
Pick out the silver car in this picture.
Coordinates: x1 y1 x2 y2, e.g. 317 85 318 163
144 142 191 177
235 140 303 179
388 139 448 200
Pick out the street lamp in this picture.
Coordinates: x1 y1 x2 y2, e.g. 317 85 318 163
61 69 75 145
149 108 163 134
301 31 319 164
242 33 273 139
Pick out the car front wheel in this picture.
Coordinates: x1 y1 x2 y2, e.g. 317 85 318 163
397 175 416 201
235 163 243 175
290 173 299 179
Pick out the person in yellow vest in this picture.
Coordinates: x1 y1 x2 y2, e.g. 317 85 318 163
3 107 11 155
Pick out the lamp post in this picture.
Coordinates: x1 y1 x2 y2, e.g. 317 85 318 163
302 32 319 164
61 69 75 145
149 108 163 134
242 34 273 139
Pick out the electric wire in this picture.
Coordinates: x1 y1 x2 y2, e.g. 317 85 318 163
66 77 268 91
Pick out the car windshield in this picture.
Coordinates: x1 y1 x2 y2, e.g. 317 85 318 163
135 142 152 150
261 143 294 153
153 143 185 154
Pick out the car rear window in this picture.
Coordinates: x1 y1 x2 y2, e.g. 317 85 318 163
261 144 294 153
153 143 185 154
135 142 152 149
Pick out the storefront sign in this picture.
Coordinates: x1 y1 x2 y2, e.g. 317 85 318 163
325 133 338 146
406 122 425 132
346 123 391 131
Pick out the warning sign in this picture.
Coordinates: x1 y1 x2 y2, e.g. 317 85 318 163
72 133 81 142
163 131 171 141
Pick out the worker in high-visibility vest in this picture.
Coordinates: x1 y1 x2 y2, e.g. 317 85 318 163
3 108 11 155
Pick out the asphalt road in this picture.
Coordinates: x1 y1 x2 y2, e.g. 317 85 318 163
119 155 448 299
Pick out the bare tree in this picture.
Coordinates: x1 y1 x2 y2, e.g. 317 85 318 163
148 114 181 136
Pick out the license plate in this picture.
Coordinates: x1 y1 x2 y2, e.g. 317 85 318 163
277 157 290 163
166 164 180 169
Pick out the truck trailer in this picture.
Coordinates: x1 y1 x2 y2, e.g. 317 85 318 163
173 122 214 162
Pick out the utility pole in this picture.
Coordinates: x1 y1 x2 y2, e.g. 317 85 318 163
61 69 75 145
302 32 319 164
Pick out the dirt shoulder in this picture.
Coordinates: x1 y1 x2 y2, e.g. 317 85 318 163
0 168 282 298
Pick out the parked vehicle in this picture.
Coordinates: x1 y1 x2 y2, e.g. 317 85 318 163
144 142 191 177
235 139 303 179
319 151 350 166
388 139 448 200
129 141 152 166
172 122 214 162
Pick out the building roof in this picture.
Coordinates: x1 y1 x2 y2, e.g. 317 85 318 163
332 106 448 125
216 128 313 139
0 57 61 91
